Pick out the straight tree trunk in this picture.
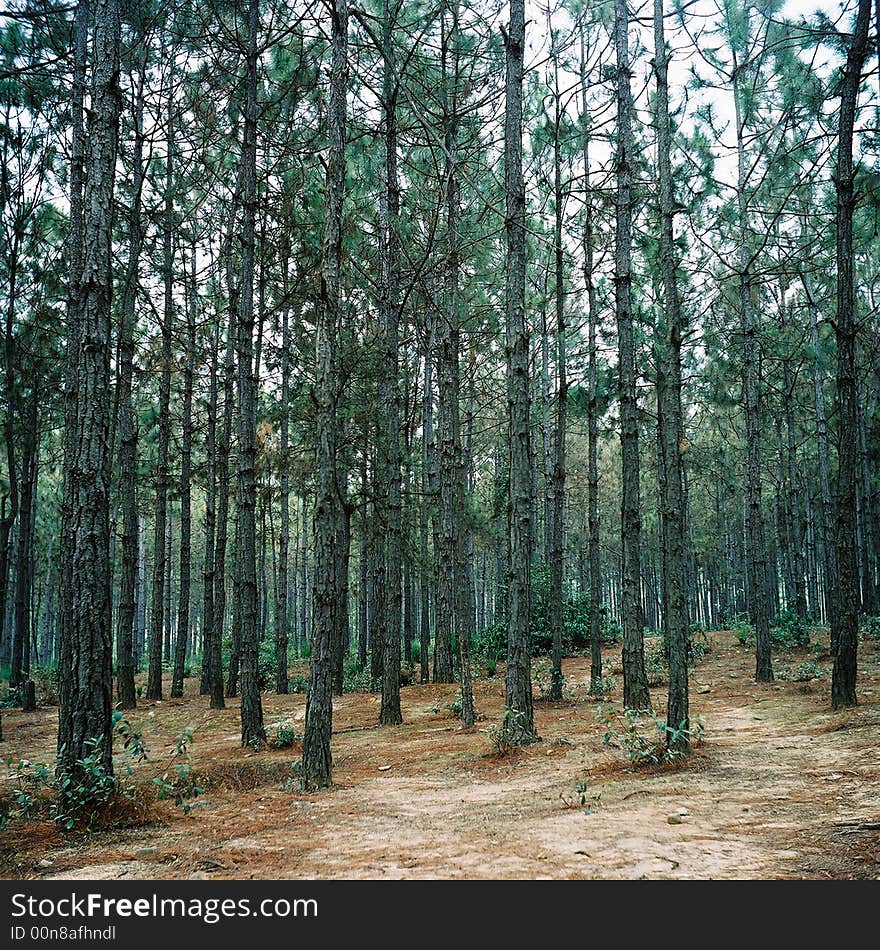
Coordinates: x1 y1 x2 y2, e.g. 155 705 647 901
302 0 347 789
581 34 602 694
147 57 176 701
419 340 433 683
548 38 567 702
502 0 536 744
171 244 197 697
200 280 220 697
615 0 651 709
731 40 773 683
654 0 689 752
57 0 89 757
236 0 265 747
831 0 871 708
12 390 37 694
377 2 403 726
115 47 146 710
58 0 121 782
276 275 291 694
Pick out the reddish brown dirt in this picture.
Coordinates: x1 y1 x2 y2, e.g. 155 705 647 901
2 631 879 880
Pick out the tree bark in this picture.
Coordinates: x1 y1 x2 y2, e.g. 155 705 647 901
831 0 871 709
654 0 689 751
548 37 567 703
302 0 347 789
146 51 176 701
502 0 536 744
731 38 773 682
236 0 265 748
58 0 120 783
580 34 602 694
615 0 651 709
170 245 196 697
114 46 146 710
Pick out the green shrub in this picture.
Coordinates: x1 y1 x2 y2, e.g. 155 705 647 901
644 646 667 687
343 660 372 693
736 622 755 647
599 707 704 766
861 616 880 641
771 609 810 649
270 720 300 749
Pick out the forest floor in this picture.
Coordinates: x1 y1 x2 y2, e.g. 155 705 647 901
1 630 879 880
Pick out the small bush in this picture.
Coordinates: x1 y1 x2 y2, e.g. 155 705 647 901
792 661 822 682
736 622 755 647
599 707 704 767
771 609 810 649
270 720 300 749
644 647 667 687
343 660 372 693
861 616 880 641
589 675 616 697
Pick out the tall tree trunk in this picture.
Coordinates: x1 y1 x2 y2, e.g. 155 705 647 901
419 337 434 684
12 390 37 693
580 34 602 694
731 42 773 683
548 38 567 703
438 0 473 727
236 0 265 747
377 2 403 726
146 55 176 701
171 244 197 697
57 0 89 757
615 0 651 709
58 0 120 782
831 0 871 709
654 0 689 752
115 48 146 710
200 280 220 697
302 0 347 789
502 0 535 744
783 356 808 622
276 271 291 694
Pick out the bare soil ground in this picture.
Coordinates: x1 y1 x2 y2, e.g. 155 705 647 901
2 630 879 880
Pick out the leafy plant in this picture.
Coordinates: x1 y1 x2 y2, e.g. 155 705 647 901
53 739 117 830
736 622 755 647
343 660 372 693
485 707 529 757
599 707 704 767
770 609 810 649
861 615 880 641
153 726 203 814
271 720 301 749
153 763 204 814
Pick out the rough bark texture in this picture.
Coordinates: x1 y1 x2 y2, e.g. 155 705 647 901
276 281 291 695
114 48 146 710
654 0 689 752
803 273 834 622
171 245 196 698
302 0 347 789
548 43 567 703
236 0 265 748
615 0 651 710
831 0 871 709
502 0 536 744
441 1 473 728
581 36 602 694
146 62 175 702
378 0 403 726
58 0 120 782
731 39 772 683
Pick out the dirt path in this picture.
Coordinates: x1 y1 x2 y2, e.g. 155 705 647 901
2 631 879 879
